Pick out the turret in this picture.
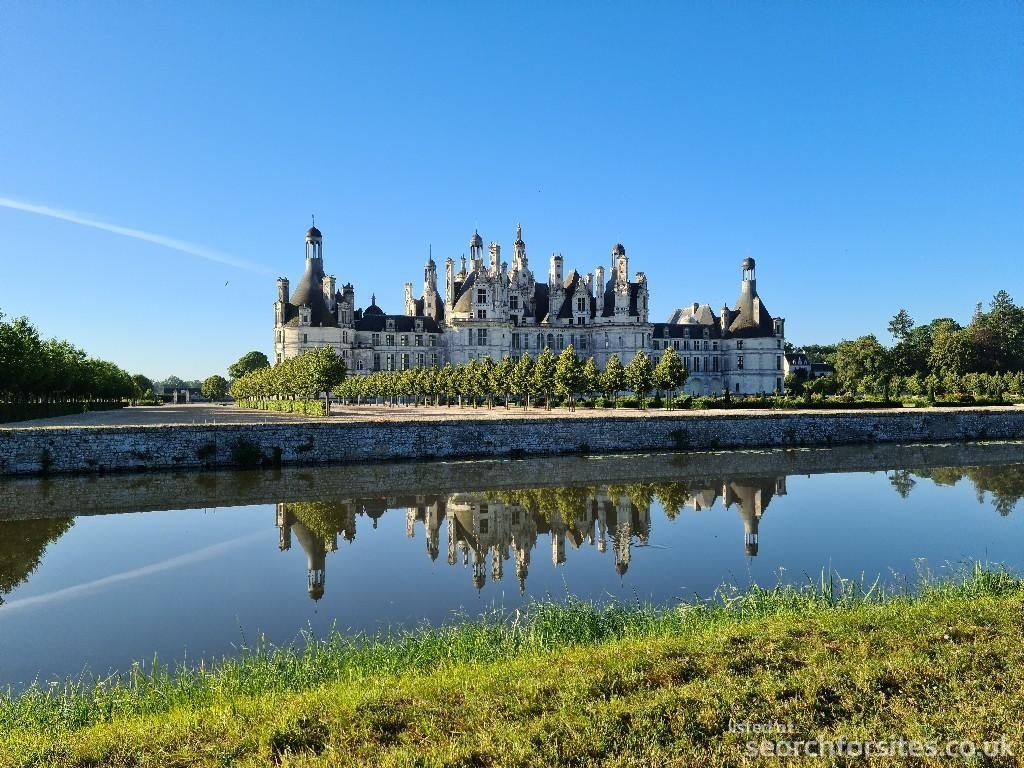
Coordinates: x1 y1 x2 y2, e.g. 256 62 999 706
595 266 605 298
277 277 290 305
469 230 483 271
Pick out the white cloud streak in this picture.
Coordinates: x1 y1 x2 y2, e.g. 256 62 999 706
0 196 273 275
0 529 267 612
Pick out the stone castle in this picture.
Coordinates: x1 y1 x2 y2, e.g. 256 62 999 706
274 223 788 395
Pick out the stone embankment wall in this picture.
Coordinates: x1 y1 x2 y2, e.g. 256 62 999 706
0 408 1022 479
1 440 1022 521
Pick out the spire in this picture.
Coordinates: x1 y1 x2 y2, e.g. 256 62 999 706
371 293 376 306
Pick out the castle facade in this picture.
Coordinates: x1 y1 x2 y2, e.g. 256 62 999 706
274 224 788 395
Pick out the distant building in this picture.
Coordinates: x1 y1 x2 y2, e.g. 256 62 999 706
274 223 788 394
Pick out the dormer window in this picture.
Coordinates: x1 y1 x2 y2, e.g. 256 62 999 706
386 318 395 331
299 306 311 326
477 288 487 304
415 319 423 332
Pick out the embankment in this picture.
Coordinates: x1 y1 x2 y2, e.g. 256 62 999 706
0 406 1021 477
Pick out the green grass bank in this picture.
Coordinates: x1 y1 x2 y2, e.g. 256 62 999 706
3 567 1023 767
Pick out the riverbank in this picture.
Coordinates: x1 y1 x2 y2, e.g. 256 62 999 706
1 404 1022 477
3 567 1021 767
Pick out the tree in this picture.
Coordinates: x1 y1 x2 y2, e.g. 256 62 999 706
833 335 889 398
533 348 557 410
512 353 534 409
228 351 271 380
928 320 974 378
493 356 515 408
600 354 625 406
580 357 600 403
887 308 915 342
624 351 654 408
653 347 688 407
201 375 229 400
132 374 153 397
555 345 583 411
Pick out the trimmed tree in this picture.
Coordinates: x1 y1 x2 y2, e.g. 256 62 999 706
201 374 229 401
533 348 557 410
555 345 583 411
228 351 270 380
653 348 688 408
600 354 625 407
624 351 654 409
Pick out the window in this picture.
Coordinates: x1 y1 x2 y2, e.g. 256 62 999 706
342 331 348 343
512 333 521 349
356 360 364 371
477 328 487 346
737 355 744 370
302 333 307 344
578 317 585 325
693 357 700 372
479 518 489 534
477 288 487 304
557 334 564 350
373 353 381 371
429 336 437 346
568 318 573 325
703 340 709 351
385 334 395 346
431 353 438 366
476 309 487 319
547 333 554 348
777 340 782 349
386 354 394 371
777 377 783 392
580 335 587 350
713 357 719 372
509 295 519 310
736 340 744 350
776 355 782 370
372 333 381 346
673 340 679 350
401 354 410 370
577 297 586 312
417 353 425 367
415 334 423 347
704 356 709 371
712 341 718 351
401 335 409 346
512 510 520 525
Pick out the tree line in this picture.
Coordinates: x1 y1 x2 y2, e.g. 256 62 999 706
230 346 692 410
791 291 1024 402
0 311 136 406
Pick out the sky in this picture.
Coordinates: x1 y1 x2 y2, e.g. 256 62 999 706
1 2 1021 380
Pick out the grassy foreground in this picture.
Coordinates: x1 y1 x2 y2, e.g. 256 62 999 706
3 568 1024 767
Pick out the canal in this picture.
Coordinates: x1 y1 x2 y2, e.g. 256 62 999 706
1 442 1022 689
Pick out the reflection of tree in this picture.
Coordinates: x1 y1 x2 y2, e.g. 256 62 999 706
888 470 916 499
0 518 74 598
913 465 1024 517
284 502 356 542
652 482 690 519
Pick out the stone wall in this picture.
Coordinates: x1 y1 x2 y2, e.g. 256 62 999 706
0 407 1022 478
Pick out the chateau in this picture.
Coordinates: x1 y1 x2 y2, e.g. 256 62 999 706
274 223 789 395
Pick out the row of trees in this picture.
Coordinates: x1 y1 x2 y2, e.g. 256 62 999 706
230 347 347 402
0 311 137 403
795 291 1024 400
335 347 690 409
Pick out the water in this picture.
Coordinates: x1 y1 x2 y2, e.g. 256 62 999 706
1 442 1022 689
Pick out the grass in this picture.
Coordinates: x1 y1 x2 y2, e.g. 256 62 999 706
3 565 1023 766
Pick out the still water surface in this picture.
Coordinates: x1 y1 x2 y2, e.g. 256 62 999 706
1 443 1022 688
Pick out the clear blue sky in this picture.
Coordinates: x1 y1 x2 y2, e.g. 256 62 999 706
1 2 1020 380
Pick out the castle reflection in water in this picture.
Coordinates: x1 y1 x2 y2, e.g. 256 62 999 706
275 476 786 601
